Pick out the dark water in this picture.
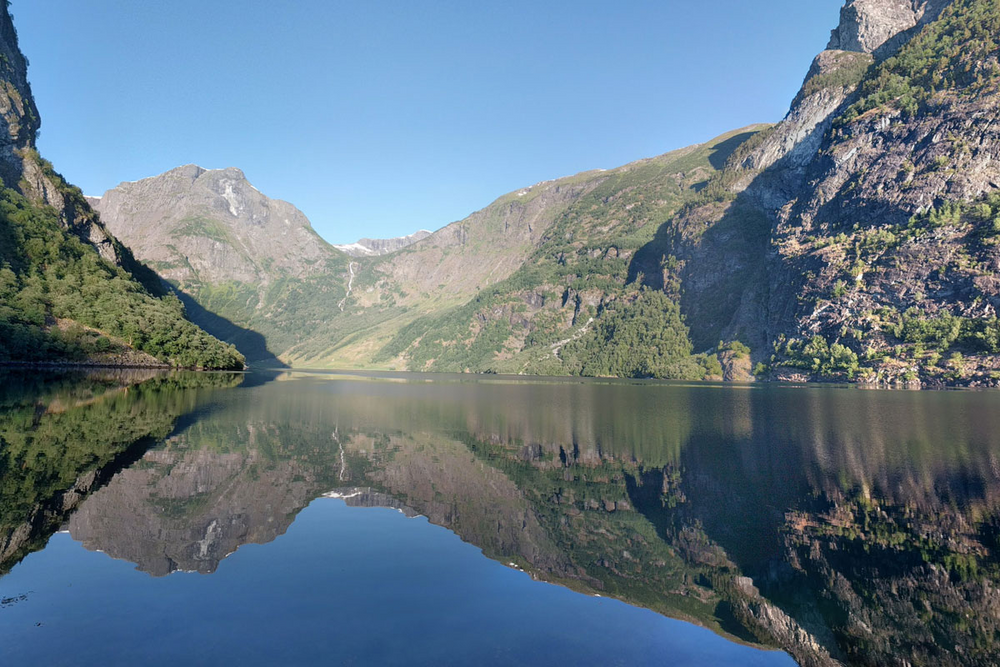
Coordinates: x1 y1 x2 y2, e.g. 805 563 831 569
3 371 1000 666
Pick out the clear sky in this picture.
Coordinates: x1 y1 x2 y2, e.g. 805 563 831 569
11 0 843 244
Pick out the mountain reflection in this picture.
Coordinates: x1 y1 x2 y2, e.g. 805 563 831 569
0 370 243 575
5 372 1000 666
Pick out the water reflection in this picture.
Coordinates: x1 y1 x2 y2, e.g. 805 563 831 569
4 372 1000 665
0 370 242 575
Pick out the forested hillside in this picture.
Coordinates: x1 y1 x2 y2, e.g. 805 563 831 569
0 7 243 370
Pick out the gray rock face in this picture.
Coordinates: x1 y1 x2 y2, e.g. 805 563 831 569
0 6 39 189
334 230 433 257
736 0 953 185
91 165 340 286
735 50 874 192
665 0 1000 385
827 0 951 56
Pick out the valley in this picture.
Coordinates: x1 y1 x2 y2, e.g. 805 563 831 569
82 0 1000 387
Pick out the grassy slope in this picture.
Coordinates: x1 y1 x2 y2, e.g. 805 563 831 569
318 126 767 376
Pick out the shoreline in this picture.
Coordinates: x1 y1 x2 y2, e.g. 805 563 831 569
0 361 243 372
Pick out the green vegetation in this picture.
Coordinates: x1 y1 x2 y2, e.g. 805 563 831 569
0 184 244 369
172 216 233 244
893 308 1000 354
777 335 862 379
562 290 701 379
839 0 1000 123
370 127 769 376
907 190 1000 236
797 51 874 100
186 267 350 360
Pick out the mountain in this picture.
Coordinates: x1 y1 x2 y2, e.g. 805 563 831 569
334 230 432 257
86 0 1000 386
88 165 351 363
643 0 1000 387
359 0 1000 386
95 126 767 372
0 7 244 370
86 166 338 286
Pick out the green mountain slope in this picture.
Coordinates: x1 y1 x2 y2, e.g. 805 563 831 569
0 8 243 370
95 128 764 374
353 126 765 377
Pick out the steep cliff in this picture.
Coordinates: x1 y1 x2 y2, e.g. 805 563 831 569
827 0 952 56
630 0 1000 387
0 6 244 369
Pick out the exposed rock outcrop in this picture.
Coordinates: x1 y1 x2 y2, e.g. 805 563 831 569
827 0 951 57
0 5 38 189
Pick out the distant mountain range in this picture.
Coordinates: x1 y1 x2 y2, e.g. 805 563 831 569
91 125 762 373
334 230 432 257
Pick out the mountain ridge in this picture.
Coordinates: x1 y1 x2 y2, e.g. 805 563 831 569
92 125 768 371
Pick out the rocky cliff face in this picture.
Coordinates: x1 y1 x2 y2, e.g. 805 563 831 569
647 0 1000 386
828 0 951 56
0 5 38 190
334 230 432 257
732 0 951 186
0 5 129 265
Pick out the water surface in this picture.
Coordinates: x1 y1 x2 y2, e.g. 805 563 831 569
4 370 1000 665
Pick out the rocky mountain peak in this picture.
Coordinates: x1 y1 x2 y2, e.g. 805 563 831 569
91 165 337 286
827 0 952 56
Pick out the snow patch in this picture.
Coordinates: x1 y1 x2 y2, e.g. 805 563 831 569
221 180 242 217
334 243 377 256
323 490 365 500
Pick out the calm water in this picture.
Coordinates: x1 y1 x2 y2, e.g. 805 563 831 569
3 371 1000 665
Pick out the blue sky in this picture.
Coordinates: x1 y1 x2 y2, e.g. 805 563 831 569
12 0 843 243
